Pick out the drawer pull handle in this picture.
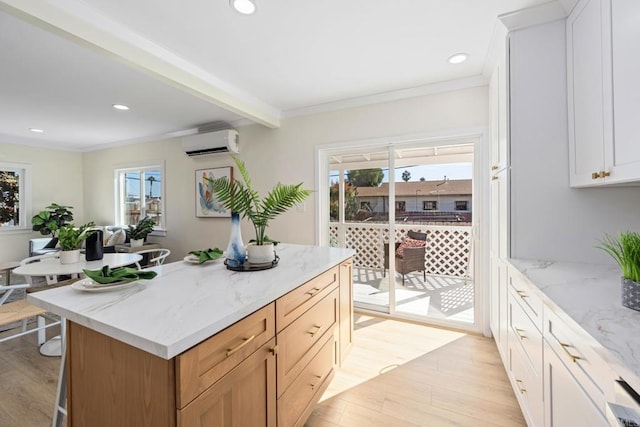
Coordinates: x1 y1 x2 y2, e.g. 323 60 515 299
516 290 528 298
559 342 581 363
515 328 526 340
307 324 323 337
491 165 499 171
310 375 322 390
226 335 255 357
269 345 279 356
307 287 322 296
516 379 526 394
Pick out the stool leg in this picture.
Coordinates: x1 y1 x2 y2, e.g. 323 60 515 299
52 319 67 427
36 316 45 346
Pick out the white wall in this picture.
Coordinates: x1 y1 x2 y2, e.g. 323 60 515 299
509 20 640 263
0 141 84 262
82 86 489 262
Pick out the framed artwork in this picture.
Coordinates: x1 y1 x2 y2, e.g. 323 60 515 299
195 167 232 217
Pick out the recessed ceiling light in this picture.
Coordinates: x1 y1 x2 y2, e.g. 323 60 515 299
448 53 469 64
230 0 257 15
112 104 130 110
29 128 44 133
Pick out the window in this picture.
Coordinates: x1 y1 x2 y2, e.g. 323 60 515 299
395 201 406 212
455 200 469 211
423 201 437 211
115 162 165 231
0 162 31 232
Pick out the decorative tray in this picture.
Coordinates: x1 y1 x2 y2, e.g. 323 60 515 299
225 255 279 272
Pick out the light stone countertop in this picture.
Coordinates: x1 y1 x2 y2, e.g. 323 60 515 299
509 258 640 393
27 244 354 359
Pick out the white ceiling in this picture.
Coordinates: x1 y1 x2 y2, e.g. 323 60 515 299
0 0 563 151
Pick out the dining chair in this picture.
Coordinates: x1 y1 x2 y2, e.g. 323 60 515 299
0 282 61 345
134 248 171 269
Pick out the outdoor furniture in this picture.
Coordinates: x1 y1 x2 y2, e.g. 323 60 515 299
384 230 427 285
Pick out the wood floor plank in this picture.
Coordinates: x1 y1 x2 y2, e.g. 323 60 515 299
306 314 525 427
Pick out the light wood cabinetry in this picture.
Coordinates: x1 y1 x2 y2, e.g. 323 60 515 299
67 260 353 427
568 0 640 186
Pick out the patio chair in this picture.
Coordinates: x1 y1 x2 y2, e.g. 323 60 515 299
384 230 427 285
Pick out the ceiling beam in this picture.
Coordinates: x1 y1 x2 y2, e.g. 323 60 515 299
0 0 280 128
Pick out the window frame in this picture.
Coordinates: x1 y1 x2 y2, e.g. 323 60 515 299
455 200 469 211
114 161 166 235
395 201 406 212
423 200 438 211
0 162 32 233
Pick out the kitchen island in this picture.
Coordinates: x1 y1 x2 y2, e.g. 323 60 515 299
28 244 354 427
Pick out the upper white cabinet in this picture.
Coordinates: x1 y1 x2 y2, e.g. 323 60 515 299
567 0 640 186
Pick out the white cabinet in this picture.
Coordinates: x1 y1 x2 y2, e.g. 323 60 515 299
543 339 608 426
489 256 508 359
568 0 640 186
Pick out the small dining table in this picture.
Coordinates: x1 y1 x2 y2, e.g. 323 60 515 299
13 252 143 356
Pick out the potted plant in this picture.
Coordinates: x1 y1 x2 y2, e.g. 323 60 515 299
209 156 312 266
58 222 96 264
31 203 74 247
598 231 640 312
126 216 156 247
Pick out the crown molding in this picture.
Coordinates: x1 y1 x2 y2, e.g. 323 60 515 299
499 0 567 31
282 75 488 120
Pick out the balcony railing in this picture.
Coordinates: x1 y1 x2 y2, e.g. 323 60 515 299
330 222 472 278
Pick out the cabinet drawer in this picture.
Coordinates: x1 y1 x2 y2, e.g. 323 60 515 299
508 266 543 332
543 305 613 415
178 339 277 427
176 303 276 408
509 338 544 427
276 266 339 332
277 288 338 397
277 332 335 427
508 293 543 376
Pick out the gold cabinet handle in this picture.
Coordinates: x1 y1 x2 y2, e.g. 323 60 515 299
592 171 601 180
516 379 526 394
559 342 581 363
491 175 499 181
602 171 611 177
516 290 528 299
306 287 322 296
310 374 322 390
269 345 279 355
226 335 255 357
515 327 526 340
307 324 323 337
491 165 499 171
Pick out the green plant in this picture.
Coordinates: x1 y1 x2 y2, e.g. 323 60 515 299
208 156 312 245
31 203 74 238
598 231 640 282
126 216 156 240
58 222 96 251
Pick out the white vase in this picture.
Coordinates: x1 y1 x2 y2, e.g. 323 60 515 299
130 238 144 248
60 249 81 264
246 242 276 264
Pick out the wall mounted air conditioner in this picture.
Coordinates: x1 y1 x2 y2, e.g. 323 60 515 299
181 129 239 156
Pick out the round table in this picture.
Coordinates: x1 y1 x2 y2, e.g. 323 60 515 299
13 253 143 356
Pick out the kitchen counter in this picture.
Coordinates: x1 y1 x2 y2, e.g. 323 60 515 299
509 258 640 393
27 243 354 359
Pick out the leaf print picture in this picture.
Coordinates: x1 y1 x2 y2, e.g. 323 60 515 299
195 167 232 217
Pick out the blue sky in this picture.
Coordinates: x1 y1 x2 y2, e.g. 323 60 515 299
330 162 472 183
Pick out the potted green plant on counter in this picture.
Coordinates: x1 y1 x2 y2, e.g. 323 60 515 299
598 231 640 312
31 203 74 248
126 216 156 247
209 156 312 266
58 222 96 264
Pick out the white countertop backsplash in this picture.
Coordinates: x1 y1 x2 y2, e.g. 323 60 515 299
509 258 640 392
28 244 354 359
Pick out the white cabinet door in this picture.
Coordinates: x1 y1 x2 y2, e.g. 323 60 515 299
567 0 612 187
608 0 640 183
489 48 509 175
543 340 608 426
489 256 508 360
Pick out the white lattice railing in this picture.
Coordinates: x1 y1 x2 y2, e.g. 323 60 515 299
330 222 472 278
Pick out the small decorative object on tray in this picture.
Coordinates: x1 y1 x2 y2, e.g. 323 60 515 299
83 265 157 284
224 255 279 272
185 248 224 264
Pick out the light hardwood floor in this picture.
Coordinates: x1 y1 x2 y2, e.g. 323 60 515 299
0 315 523 427
306 314 526 427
